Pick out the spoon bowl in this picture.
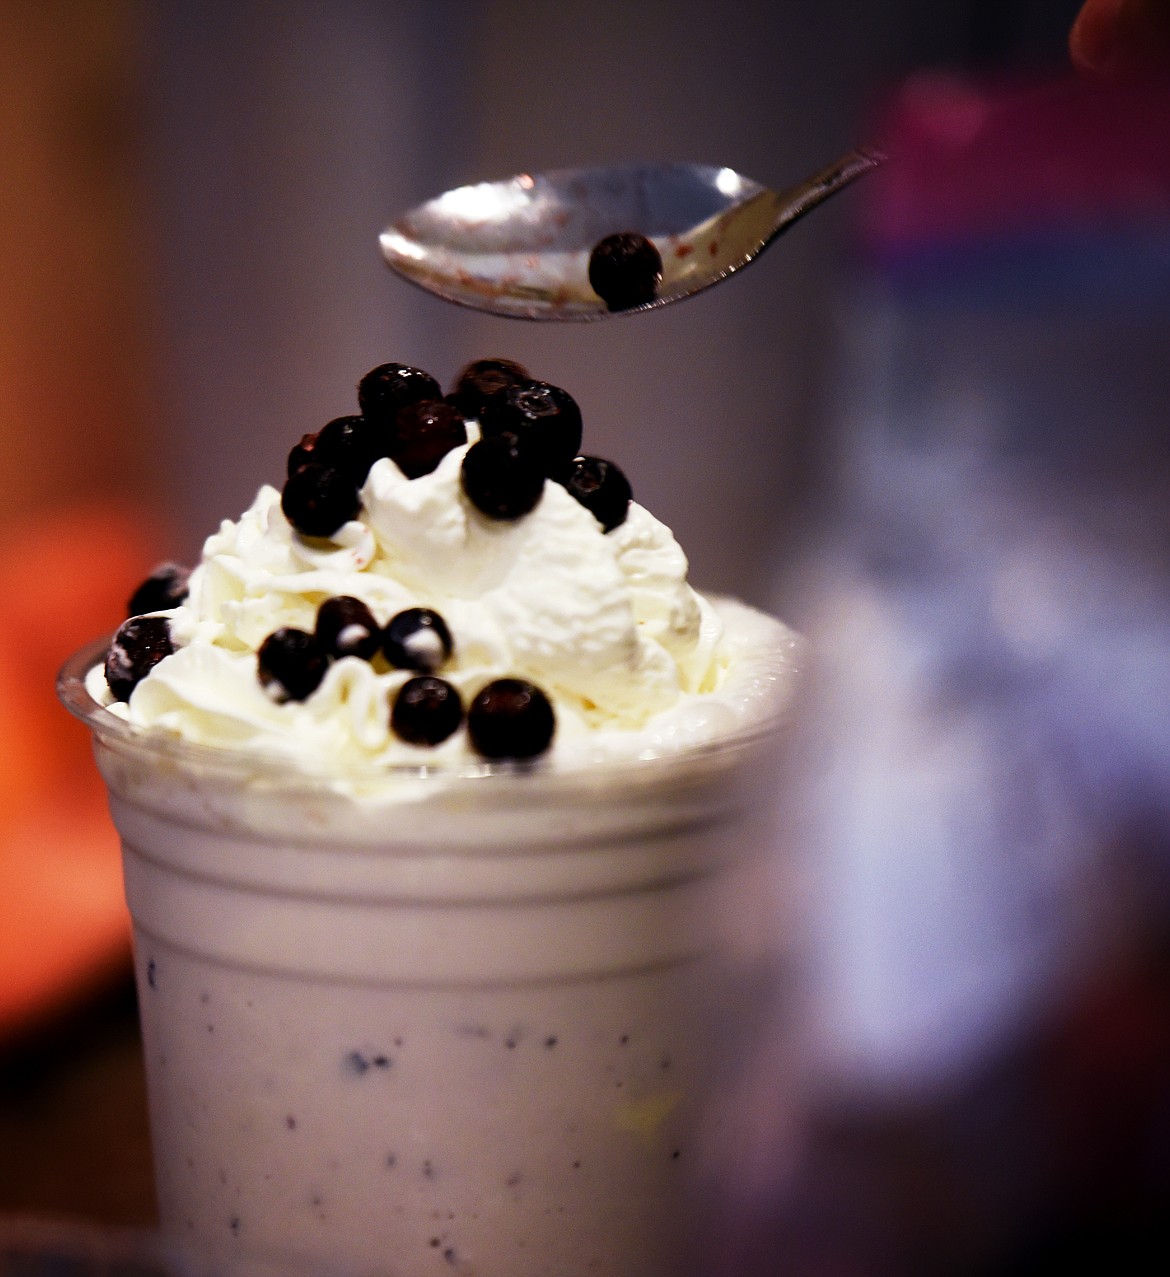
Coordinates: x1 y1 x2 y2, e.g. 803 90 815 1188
381 149 885 321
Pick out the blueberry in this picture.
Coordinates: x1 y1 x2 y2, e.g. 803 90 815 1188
287 432 320 477
467 678 555 760
316 596 381 660
383 608 453 673
127 562 190 617
461 434 545 521
105 615 174 701
390 675 463 746
281 463 361 538
588 232 663 311
311 415 382 485
389 399 468 479
257 628 328 702
479 381 582 480
357 363 441 426
447 358 530 419
561 455 632 531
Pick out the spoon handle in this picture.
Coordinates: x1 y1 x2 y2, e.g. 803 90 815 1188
769 145 888 241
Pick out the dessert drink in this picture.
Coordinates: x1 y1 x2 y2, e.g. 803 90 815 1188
59 358 799 1276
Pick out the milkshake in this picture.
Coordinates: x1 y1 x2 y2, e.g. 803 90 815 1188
59 358 800 1276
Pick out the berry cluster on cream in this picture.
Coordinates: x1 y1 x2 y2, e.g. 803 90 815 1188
96 358 727 767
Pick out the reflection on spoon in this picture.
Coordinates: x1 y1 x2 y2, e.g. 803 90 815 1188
381 148 886 321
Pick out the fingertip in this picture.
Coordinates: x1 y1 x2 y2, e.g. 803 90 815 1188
1069 0 1125 76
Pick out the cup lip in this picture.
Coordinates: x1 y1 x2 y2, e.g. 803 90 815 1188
59 633 792 792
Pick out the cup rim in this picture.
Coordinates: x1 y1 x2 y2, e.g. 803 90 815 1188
59 633 793 792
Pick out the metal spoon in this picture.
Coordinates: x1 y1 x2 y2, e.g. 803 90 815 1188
380 147 886 321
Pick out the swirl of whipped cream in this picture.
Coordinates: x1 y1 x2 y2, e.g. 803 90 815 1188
87 440 771 768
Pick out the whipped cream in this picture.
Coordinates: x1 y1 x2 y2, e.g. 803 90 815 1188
88 424 796 771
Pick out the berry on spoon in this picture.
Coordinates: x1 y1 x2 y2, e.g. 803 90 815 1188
588 232 663 311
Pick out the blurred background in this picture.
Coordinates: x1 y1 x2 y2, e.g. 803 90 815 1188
2 0 1168 1273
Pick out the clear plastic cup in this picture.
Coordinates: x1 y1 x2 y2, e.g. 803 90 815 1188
59 631 796 1277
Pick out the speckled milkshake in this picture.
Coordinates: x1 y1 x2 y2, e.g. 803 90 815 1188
61 645 792 1276
60 359 799 1275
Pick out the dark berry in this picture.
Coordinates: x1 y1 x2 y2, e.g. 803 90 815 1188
447 358 531 419
461 434 545 520
479 381 582 480
105 615 174 701
357 363 441 425
316 596 381 660
389 399 467 479
127 562 190 617
467 678 555 760
561 455 633 531
390 675 463 746
311 415 382 485
257 628 328 702
281 464 361 538
287 432 320 477
588 232 663 311
383 608 454 672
